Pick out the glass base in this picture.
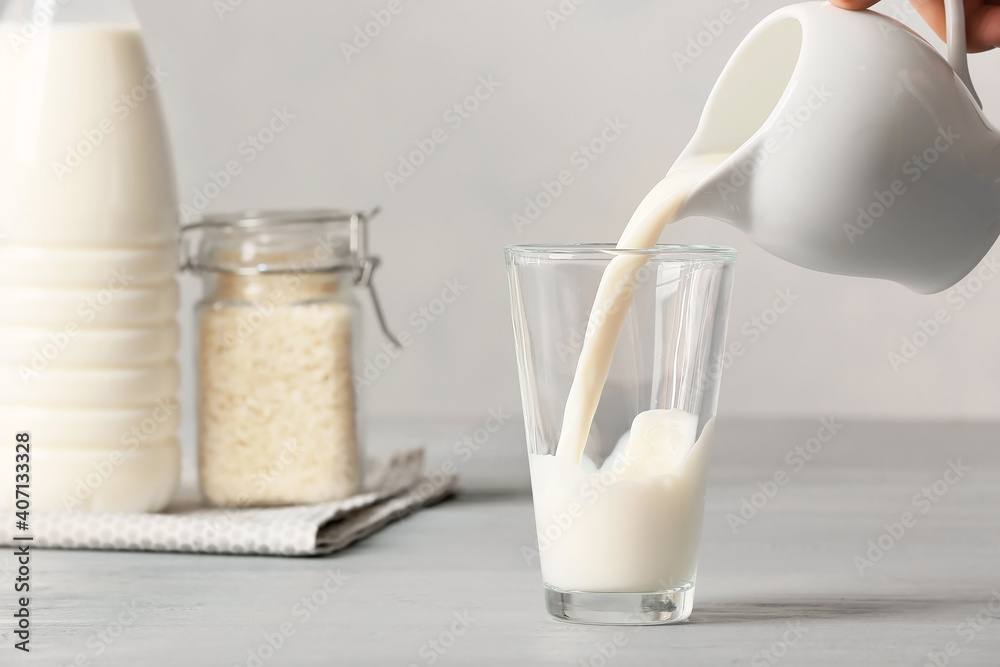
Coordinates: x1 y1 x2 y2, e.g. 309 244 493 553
544 584 695 625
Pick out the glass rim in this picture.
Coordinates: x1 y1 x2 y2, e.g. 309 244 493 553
505 243 737 261
187 208 365 230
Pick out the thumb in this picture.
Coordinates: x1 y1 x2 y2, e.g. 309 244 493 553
828 0 882 8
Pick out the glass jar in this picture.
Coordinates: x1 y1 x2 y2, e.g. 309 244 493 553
181 210 394 507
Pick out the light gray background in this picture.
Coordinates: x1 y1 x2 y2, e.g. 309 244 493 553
127 0 1000 443
6 7 1000 663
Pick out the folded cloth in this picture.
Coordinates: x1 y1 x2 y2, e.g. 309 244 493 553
0 449 456 556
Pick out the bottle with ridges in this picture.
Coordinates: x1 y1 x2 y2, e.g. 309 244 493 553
0 0 180 512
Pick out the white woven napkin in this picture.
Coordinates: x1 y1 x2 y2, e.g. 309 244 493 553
0 448 456 556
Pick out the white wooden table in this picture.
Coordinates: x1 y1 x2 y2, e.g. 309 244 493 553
4 419 999 666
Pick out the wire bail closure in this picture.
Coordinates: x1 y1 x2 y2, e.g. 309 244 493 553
350 208 402 349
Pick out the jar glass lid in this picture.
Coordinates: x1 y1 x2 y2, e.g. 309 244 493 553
181 209 400 347
181 209 371 275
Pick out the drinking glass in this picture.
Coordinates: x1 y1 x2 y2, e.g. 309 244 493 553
505 244 736 624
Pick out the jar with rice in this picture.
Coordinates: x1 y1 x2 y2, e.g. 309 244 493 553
181 210 395 506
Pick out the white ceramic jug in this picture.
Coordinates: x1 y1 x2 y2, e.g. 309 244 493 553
674 1 1000 294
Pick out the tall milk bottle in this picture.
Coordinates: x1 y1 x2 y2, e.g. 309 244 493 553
0 0 180 512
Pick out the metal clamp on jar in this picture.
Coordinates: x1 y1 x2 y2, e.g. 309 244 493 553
181 210 396 507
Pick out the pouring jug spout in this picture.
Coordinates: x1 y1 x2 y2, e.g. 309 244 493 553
674 1 1000 294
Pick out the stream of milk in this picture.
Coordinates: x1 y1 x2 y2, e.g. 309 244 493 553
530 161 724 593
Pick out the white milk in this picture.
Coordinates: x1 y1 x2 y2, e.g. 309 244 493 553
0 24 177 243
532 412 713 593
0 24 179 513
554 164 721 464
537 161 725 592
0 441 180 513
